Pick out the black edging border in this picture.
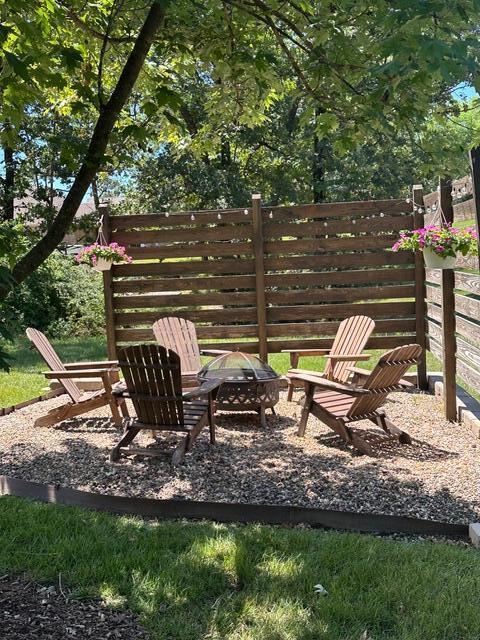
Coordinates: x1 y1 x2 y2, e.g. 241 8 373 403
0 389 63 417
0 476 469 538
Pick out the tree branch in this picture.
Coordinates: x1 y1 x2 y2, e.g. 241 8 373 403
8 1 166 290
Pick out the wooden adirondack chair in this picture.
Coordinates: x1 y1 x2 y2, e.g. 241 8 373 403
283 315 375 401
152 317 229 387
110 344 221 465
26 328 128 428
296 344 422 455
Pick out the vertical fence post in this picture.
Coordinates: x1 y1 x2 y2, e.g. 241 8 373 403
469 146 480 256
439 178 457 421
412 185 428 389
251 193 268 361
99 204 117 360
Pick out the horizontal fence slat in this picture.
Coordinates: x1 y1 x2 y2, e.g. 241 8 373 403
115 308 258 325
267 335 417 353
128 241 252 260
111 209 248 229
264 236 395 255
266 268 415 288
426 269 480 295
265 251 414 271
455 292 480 320
457 358 480 391
113 258 255 278
113 274 256 294
266 318 417 337
427 302 480 347
268 301 415 322
265 284 414 305
263 215 412 239
262 199 407 221
111 223 252 245
113 291 256 309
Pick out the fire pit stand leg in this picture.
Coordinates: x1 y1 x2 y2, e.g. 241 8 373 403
259 404 267 428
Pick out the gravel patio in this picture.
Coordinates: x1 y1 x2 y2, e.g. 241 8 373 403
0 389 478 525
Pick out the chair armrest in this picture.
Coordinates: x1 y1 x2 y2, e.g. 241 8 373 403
183 378 222 400
200 349 231 356
64 360 118 370
295 373 371 396
325 354 370 362
281 349 330 356
44 368 119 379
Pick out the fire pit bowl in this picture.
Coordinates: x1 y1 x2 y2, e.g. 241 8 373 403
197 352 281 427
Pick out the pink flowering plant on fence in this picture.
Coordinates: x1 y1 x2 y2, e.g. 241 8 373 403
75 242 132 267
392 225 478 259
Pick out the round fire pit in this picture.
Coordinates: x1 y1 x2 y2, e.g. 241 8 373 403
197 352 281 427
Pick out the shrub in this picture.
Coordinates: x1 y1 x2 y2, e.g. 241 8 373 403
1 252 105 339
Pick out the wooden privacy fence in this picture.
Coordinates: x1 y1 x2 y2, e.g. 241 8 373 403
102 197 426 383
420 152 480 417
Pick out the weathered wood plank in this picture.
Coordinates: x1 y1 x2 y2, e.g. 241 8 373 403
113 290 256 309
264 235 395 255
427 303 480 347
263 215 412 239
261 199 407 221
115 307 258 324
268 335 417 353
113 274 256 294
111 223 252 245
252 194 268 361
113 258 255 278
127 241 252 260
266 284 415 305
426 269 480 295
457 358 480 391
111 208 248 229
268 301 415 322
266 318 417 337
265 251 414 271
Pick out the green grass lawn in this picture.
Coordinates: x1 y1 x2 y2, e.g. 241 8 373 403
1 337 445 409
1 336 443 409
0 336 108 408
1 496 480 640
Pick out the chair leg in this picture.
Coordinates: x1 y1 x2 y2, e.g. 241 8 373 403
374 414 412 445
208 399 216 445
259 405 267 428
297 384 314 437
172 435 189 465
110 424 141 461
108 397 123 426
120 399 130 418
287 380 294 402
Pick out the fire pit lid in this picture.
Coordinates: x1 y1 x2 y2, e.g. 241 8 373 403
198 351 279 382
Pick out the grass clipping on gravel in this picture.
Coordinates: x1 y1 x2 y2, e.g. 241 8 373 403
1 497 480 640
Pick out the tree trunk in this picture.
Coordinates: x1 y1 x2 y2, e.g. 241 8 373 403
7 1 166 291
313 107 326 203
2 145 14 220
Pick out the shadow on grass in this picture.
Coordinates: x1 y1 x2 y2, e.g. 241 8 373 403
2 490 480 640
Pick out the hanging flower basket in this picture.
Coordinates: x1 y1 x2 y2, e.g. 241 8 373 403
392 225 478 269
75 243 132 272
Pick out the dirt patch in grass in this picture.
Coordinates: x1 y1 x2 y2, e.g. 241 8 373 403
0 574 149 639
0 390 478 524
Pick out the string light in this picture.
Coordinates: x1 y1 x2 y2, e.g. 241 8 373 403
217 213 222 219
191 214 195 221
379 212 385 217
406 197 411 204
413 206 418 212
323 221 328 227
352 219 356 224
427 207 431 214
269 211 273 219
165 212 169 217
244 209 249 215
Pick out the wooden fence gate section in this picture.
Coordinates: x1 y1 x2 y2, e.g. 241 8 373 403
103 197 425 380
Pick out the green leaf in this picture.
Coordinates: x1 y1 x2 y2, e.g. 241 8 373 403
4 51 31 83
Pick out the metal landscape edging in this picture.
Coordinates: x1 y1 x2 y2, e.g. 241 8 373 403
0 475 469 538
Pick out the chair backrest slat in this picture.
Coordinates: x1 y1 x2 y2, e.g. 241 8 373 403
324 315 375 382
153 317 201 373
347 344 422 417
26 328 82 402
118 344 184 427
